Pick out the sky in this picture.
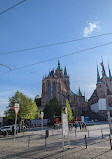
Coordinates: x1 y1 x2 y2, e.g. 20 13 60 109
0 0 112 116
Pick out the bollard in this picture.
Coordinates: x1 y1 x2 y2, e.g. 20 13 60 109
88 130 89 138
75 129 76 138
109 134 112 150
101 129 103 138
45 130 49 147
85 135 87 148
46 130 49 138
28 135 30 147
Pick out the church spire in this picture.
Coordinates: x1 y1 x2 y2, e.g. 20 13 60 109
108 64 112 81
58 59 60 67
101 60 106 77
78 87 82 96
57 59 60 70
64 66 67 77
97 65 100 83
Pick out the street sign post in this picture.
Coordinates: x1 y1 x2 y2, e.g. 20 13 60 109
14 103 20 115
41 112 44 120
62 113 69 136
61 113 70 151
41 112 44 136
14 103 20 145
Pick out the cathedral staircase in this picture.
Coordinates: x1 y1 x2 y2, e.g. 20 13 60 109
81 111 107 121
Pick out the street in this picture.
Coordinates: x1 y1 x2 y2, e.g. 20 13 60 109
0 122 112 159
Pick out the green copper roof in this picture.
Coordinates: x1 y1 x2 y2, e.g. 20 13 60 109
97 81 102 84
70 90 76 96
78 87 82 96
57 59 61 70
104 76 109 78
64 66 67 77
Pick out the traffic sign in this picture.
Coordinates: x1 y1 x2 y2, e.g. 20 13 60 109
14 103 20 116
41 112 44 120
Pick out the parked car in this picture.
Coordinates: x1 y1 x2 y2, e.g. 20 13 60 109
85 121 94 126
0 125 19 135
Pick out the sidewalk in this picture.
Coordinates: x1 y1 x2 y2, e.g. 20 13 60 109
0 123 112 159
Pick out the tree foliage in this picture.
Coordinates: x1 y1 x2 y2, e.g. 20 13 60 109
34 97 41 107
44 97 62 118
65 99 73 121
5 91 40 120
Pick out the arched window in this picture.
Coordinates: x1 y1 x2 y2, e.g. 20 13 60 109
48 82 51 101
53 81 56 97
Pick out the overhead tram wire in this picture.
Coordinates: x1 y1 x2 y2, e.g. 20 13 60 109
0 41 112 77
0 0 26 15
0 64 12 71
12 41 112 71
0 32 112 56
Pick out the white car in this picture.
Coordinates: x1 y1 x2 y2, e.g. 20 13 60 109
0 125 19 135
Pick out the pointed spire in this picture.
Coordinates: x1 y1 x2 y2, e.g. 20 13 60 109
52 68 54 73
64 66 67 77
108 64 112 81
100 60 106 77
49 70 51 76
58 59 60 67
78 87 82 96
97 65 100 83
57 59 61 70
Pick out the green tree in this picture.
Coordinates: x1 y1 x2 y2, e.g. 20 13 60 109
34 97 41 107
44 97 62 118
65 99 73 121
5 91 40 120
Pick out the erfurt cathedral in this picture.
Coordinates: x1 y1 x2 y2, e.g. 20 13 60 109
41 60 87 116
88 61 112 116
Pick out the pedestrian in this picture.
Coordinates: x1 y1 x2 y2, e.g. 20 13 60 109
82 123 84 131
79 122 81 131
85 123 87 130
75 123 77 130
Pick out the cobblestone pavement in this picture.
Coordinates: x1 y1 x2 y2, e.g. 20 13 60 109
0 122 112 159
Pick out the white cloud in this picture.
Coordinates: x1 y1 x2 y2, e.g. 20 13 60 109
83 22 98 37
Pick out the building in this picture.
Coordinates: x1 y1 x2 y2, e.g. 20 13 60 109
41 60 87 116
88 61 112 117
0 116 3 126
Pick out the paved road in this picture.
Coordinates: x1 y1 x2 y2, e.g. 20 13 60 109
0 122 112 159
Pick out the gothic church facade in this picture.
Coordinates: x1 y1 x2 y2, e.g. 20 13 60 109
41 60 87 116
88 61 112 116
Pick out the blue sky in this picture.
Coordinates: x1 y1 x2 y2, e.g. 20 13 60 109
0 0 112 116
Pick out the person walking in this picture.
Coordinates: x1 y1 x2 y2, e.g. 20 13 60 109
82 123 84 131
85 123 87 130
75 123 77 130
79 122 82 131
